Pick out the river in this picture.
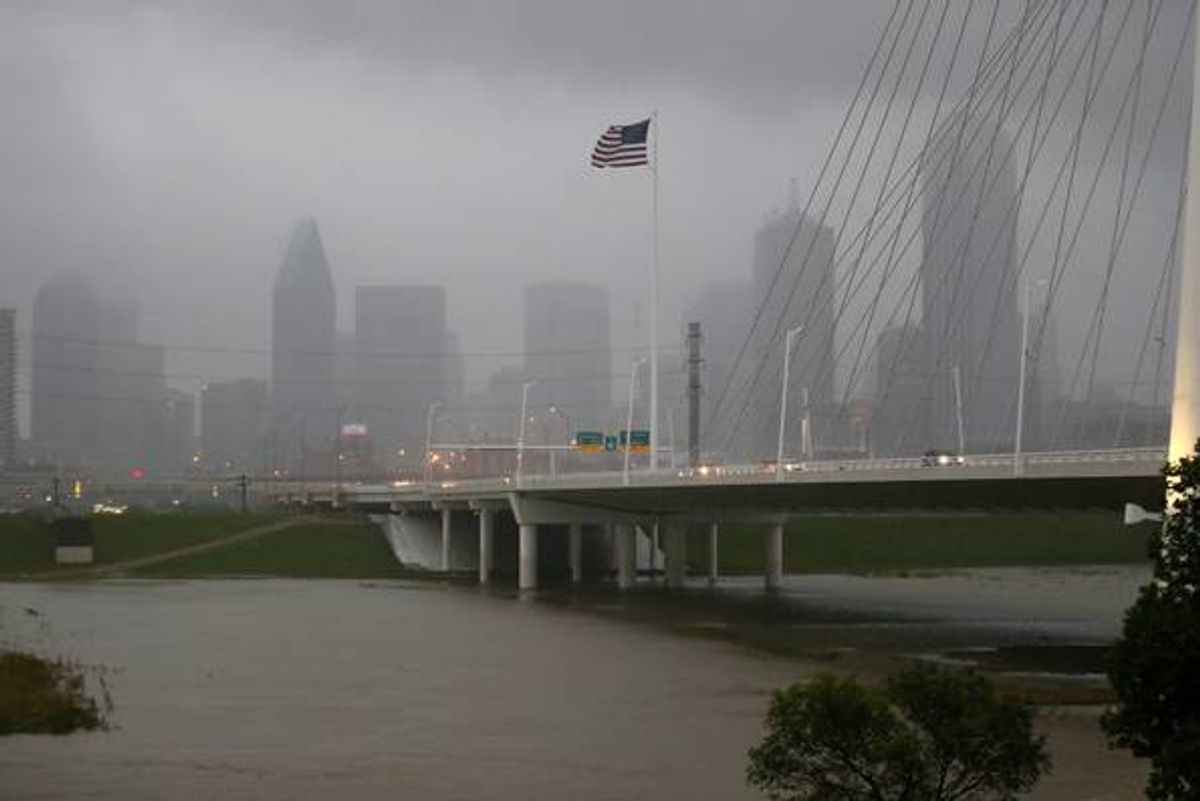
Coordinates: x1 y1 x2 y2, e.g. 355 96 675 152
0 568 1150 799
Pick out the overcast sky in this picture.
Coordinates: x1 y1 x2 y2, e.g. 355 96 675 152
1 0 1194 430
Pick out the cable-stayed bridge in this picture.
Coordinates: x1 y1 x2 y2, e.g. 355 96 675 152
337 0 1200 591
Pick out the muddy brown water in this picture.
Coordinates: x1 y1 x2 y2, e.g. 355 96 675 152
0 568 1150 799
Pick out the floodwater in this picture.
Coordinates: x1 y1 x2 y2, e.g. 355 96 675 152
0 568 1150 800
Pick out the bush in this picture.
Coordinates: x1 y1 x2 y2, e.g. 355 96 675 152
1103 441 1200 799
747 664 1049 800
0 649 109 735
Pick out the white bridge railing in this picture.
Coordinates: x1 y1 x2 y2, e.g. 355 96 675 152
348 447 1167 502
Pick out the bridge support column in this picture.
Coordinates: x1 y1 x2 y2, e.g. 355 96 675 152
615 523 636 590
568 523 583 584
664 521 687 588
440 508 453 572
708 522 720 585
765 522 784 591
518 523 538 591
478 508 494 585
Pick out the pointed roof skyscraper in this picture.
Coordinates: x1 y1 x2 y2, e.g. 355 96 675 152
272 219 337 461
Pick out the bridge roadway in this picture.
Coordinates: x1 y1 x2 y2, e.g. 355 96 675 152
345 447 1167 592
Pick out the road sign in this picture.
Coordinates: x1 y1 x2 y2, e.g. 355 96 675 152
575 431 604 452
604 435 619 452
620 430 650 453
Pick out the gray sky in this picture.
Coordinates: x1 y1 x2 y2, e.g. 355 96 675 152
1 0 1194 431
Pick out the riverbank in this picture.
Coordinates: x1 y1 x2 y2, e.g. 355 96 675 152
0 511 1152 581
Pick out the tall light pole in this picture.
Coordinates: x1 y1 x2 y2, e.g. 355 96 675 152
1014 279 1045 476
952 366 966 456
424 401 443 488
776 325 804 482
548 405 571 477
516 380 536 486
624 357 647 486
298 412 309 500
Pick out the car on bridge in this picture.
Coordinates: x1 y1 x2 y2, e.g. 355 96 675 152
922 450 965 467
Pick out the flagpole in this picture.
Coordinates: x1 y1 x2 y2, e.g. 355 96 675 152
649 109 660 471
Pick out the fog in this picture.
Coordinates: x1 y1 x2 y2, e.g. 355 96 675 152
1 0 1194 466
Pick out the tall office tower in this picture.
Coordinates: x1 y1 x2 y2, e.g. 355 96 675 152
743 202 837 459
201 378 268 474
31 274 100 466
272 219 336 465
0 309 15 468
354 284 446 471
872 324 928 457
524 282 611 431
919 116 1020 453
94 298 167 471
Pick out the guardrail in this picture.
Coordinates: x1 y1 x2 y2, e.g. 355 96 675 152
345 447 1167 504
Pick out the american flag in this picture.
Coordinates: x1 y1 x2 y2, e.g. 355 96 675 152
590 118 651 168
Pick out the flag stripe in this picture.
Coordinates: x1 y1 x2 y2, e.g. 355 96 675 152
590 118 651 169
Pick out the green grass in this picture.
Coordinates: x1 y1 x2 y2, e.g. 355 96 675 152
0 513 285 575
136 517 410 578
690 514 1154 575
0 516 55 572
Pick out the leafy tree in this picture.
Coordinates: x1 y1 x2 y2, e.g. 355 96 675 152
747 665 1049 801
1103 441 1200 799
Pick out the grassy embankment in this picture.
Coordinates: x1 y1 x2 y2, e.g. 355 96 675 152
0 512 410 579
134 517 410 578
691 513 1153 575
0 511 1153 580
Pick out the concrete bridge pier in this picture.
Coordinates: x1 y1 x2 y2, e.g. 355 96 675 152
765 521 784 591
440 508 453 572
663 520 687 588
708 521 720 585
615 523 637 590
568 523 583 584
518 523 538 591
478 508 494 585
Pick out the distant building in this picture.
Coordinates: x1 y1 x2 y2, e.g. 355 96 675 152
872 323 927 457
524 282 611 431
31 275 100 466
94 298 166 472
0 309 14 468
919 115 1020 453
272 219 337 469
742 203 836 459
201 379 268 474
354 284 447 471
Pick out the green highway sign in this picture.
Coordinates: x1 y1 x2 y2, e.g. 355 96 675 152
575 431 604 452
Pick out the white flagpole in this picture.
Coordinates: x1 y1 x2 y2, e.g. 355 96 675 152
649 110 660 471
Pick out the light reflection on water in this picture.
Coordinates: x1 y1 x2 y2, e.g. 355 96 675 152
0 567 1149 799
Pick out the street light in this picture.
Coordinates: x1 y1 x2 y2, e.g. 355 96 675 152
776 325 804 482
516 380 537 486
624 357 648 486
424 401 443 487
548 405 572 477
1014 278 1046 476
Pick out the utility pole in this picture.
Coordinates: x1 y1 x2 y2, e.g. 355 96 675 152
239 473 248 514
686 322 702 468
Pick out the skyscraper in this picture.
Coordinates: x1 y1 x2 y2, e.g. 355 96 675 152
201 378 268 474
354 284 447 471
272 219 337 465
524 282 611 430
744 203 836 459
31 274 100 466
0 309 15 468
919 115 1020 453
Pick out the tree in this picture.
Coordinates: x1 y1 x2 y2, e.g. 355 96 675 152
746 665 1049 801
1103 441 1200 799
